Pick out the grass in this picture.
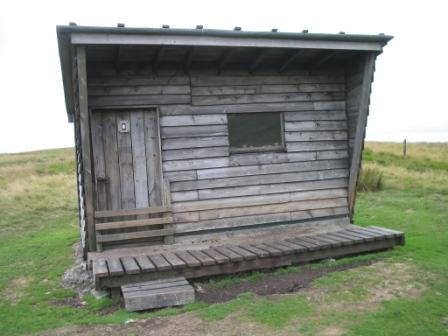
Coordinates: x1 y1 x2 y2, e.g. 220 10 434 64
0 142 447 335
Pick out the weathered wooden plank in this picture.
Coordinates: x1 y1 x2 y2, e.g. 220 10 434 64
239 245 271 258
286 238 318 251
197 159 348 180
95 216 173 231
160 114 227 127
130 110 150 208
117 111 136 209
123 281 194 311
284 121 347 132
102 111 122 210
191 83 345 96
96 228 175 242
188 250 216 266
107 258 124 276
348 53 376 216
277 240 307 252
77 47 96 251
225 245 257 260
163 157 230 172
144 110 163 206
197 178 348 200
92 259 109 278
172 168 348 192
163 146 229 161
95 206 171 219
287 141 348 152
192 92 345 106
175 251 202 267
88 75 190 86
172 188 348 212
175 212 292 234
88 84 190 96
161 125 228 138
202 249 229 264
122 277 189 292
285 131 348 142
228 150 348 166
134 255 156 273
214 247 244 262
263 241 295 255
162 252 187 269
159 101 345 116
89 94 191 107
164 170 197 182
254 243 284 257
121 256 141 274
191 75 345 86
162 136 229 150
171 190 198 202
149 254 172 271
324 233 353 246
91 112 107 211
198 198 348 221
331 231 364 243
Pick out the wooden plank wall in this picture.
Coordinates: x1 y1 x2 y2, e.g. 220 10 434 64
87 64 351 244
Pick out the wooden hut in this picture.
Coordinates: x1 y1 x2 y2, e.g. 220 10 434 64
57 24 404 307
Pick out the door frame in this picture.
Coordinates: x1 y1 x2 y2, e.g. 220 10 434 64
89 105 166 216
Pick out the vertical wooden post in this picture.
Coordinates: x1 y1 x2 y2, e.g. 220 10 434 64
403 139 407 157
348 53 376 219
77 46 96 252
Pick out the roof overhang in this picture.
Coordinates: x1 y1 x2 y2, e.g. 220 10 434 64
57 25 393 122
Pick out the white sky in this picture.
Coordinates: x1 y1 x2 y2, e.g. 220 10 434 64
0 0 447 153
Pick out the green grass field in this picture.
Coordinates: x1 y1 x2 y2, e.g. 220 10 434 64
0 142 447 335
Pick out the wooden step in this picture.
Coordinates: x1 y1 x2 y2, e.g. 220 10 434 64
95 216 173 231
95 206 171 219
122 277 195 311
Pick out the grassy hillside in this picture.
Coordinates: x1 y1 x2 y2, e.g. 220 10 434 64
0 143 447 335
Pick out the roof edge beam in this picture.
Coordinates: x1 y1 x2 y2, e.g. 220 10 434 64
71 33 384 51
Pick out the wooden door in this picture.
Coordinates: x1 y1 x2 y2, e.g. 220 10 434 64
91 108 163 212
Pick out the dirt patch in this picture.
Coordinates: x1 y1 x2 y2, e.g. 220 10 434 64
3 276 32 305
195 260 374 304
62 242 105 298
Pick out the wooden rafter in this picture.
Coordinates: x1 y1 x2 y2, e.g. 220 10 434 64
249 48 268 73
310 51 338 70
183 47 195 73
278 50 304 73
152 46 165 72
217 48 234 73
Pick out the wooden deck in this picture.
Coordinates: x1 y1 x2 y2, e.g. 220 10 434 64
91 225 404 289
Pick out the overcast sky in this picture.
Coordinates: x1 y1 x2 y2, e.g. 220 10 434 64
0 0 447 153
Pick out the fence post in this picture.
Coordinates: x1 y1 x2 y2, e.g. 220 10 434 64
403 139 407 158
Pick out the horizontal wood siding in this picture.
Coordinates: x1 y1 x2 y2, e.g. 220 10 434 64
87 67 350 242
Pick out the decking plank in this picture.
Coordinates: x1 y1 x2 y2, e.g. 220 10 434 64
323 233 353 246
292 237 324 251
345 228 379 240
107 258 125 276
254 243 284 256
175 251 202 267
188 250 216 266
276 240 307 253
149 254 172 271
285 238 316 251
225 245 257 260
312 235 343 247
121 256 141 274
263 241 295 255
92 259 109 278
331 231 364 243
162 252 187 269
239 244 271 258
202 248 230 264
135 255 156 273
214 246 245 262
364 227 396 238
